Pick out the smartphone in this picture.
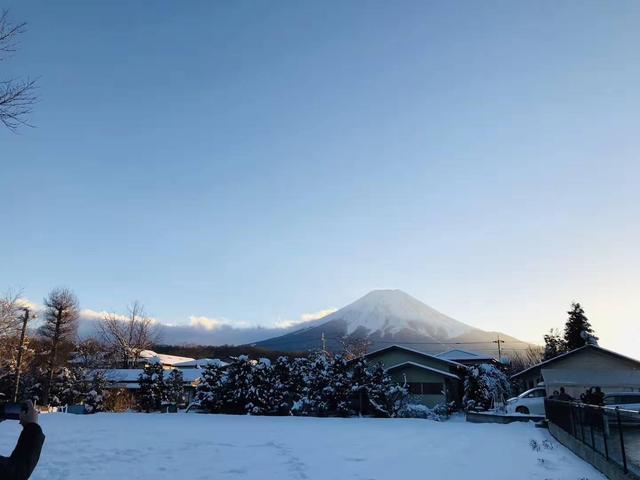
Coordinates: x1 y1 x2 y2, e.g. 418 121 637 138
0 402 28 421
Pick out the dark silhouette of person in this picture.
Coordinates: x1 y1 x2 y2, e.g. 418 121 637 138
580 387 593 404
557 387 573 402
0 401 45 480
592 386 605 406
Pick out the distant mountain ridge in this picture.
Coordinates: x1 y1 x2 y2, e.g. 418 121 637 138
253 289 529 356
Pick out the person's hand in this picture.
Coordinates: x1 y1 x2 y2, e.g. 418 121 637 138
19 400 39 426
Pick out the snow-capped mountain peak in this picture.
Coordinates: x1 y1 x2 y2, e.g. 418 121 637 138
316 289 474 339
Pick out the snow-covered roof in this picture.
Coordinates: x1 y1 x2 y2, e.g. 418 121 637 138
87 368 203 388
364 344 466 368
511 345 640 380
178 369 204 383
172 358 229 368
435 349 495 361
385 361 460 380
138 350 195 366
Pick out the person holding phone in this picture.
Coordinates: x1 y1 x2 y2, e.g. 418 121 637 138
0 400 45 480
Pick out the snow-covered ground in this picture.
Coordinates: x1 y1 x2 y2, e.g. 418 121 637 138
1 413 604 480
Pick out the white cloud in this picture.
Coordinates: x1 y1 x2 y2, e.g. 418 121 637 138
274 308 336 329
15 298 39 311
189 315 229 331
74 305 335 346
80 309 159 324
301 308 336 322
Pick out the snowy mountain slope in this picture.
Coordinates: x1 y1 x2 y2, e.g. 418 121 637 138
253 289 531 355
316 289 474 339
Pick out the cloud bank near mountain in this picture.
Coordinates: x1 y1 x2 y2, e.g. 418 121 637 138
75 308 334 346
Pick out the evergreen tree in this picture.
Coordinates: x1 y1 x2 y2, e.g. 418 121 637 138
245 358 273 415
49 367 85 406
367 363 407 418
84 371 109 413
293 351 331 416
268 356 297 415
287 356 309 413
166 369 185 406
326 354 353 416
137 362 165 412
349 357 372 415
194 360 226 412
219 355 255 414
543 328 567 360
563 302 597 351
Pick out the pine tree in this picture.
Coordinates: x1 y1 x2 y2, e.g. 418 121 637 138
49 367 85 407
137 362 165 412
293 351 331 416
268 356 296 415
194 360 226 412
246 358 272 415
367 363 407 418
84 371 109 413
219 355 255 414
326 354 353 416
165 369 185 406
40 288 80 405
350 357 373 415
563 302 597 351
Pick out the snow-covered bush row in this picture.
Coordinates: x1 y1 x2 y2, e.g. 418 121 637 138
398 403 448 421
10 366 112 413
194 353 408 418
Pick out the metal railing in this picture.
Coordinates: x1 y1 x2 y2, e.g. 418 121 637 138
545 399 640 476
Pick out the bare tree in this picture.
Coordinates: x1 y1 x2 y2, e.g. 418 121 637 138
340 335 373 361
0 10 37 132
506 345 544 376
0 288 21 338
98 301 159 368
40 287 79 405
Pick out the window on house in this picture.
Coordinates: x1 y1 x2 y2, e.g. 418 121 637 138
408 383 422 395
421 383 443 395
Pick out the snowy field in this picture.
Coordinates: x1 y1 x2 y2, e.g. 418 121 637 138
1 413 604 480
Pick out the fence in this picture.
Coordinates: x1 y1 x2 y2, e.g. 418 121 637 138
545 399 640 476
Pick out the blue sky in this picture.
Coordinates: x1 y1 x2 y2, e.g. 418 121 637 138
1 1 639 356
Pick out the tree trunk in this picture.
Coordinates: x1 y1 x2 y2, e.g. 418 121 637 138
42 310 62 406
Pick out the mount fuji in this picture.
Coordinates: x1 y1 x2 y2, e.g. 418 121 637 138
253 289 529 356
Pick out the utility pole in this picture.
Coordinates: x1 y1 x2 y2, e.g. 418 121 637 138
493 334 504 363
321 332 326 353
13 307 31 402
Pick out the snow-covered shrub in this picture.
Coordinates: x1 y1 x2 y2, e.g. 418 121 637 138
463 364 511 411
293 351 332 416
326 355 354 417
245 357 273 415
367 363 408 418
219 355 256 414
194 359 226 412
49 367 86 407
165 369 185 406
84 371 109 414
398 403 444 421
137 362 166 412
266 356 298 415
